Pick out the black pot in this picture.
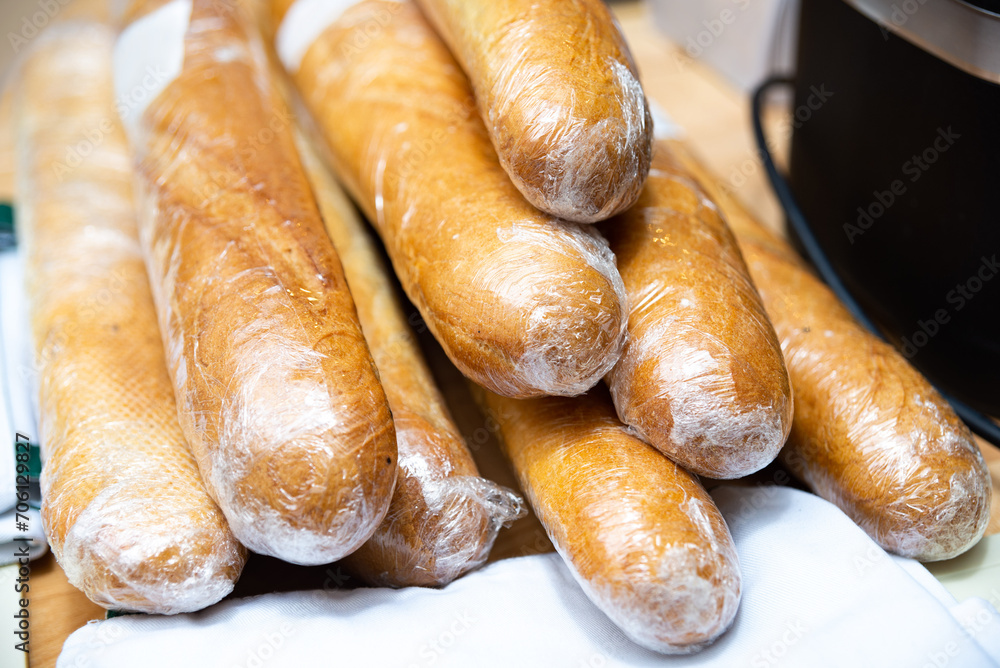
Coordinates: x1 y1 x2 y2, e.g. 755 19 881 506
788 0 1000 415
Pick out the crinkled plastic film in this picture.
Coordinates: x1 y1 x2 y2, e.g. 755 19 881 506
277 0 628 400
414 0 653 224
667 140 991 562
476 385 741 654
602 145 793 479
295 133 525 586
16 23 245 613
116 0 397 565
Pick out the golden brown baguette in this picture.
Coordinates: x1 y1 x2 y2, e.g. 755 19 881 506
276 0 627 399
602 144 792 479
115 0 172 24
267 0 295 29
294 132 524 586
116 0 397 565
414 0 652 223
18 23 245 613
476 385 741 654
669 140 991 561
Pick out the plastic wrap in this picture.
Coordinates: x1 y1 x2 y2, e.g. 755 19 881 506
16 23 245 613
602 144 792 479
414 0 653 224
668 140 991 561
276 0 628 400
476 385 741 654
295 132 525 586
114 0 398 565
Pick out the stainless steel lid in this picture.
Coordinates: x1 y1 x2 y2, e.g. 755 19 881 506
843 0 1000 83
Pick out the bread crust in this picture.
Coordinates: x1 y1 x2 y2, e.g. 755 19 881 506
415 0 652 223
286 0 627 398
20 24 245 613
126 0 396 565
670 141 991 561
477 385 741 653
295 134 523 586
603 145 792 479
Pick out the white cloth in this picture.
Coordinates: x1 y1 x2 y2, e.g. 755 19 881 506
0 250 46 565
0 251 35 507
58 487 1000 668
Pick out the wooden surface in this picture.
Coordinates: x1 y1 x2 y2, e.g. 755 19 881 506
1 2 997 666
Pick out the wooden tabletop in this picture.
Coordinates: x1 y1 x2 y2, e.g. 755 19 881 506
1 2 997 667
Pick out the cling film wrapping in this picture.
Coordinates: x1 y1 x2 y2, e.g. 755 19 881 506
414 0 652 224
295 132 525 586
115 0 397 565
16 23 245 613
476 385 741 654
668 140 991 561
602 144 793 479
277 0 628 400
347 449 524 587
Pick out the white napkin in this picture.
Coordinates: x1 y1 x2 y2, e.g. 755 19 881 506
0 251 34 506
58 486 1000 667
0 250 46 565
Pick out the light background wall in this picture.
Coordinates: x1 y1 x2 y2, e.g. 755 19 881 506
2 0 73 85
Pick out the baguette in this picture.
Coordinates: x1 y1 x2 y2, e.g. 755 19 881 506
669 141 991 561
268 0 295 30
19 24 245 613
294 132 524 586
602 144 792 479
116 0 397 565
276 0 627 399
415 0 652 223
476 385 741 654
